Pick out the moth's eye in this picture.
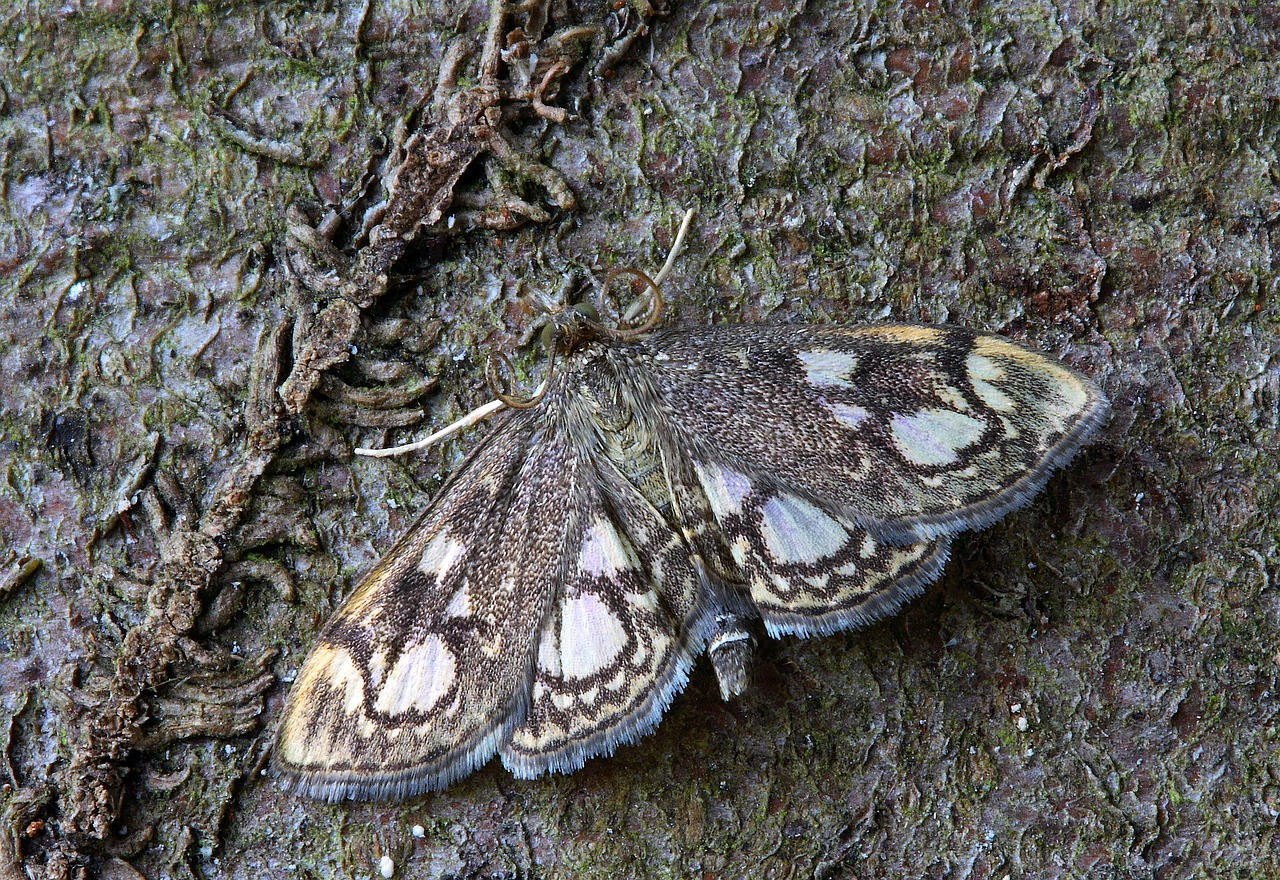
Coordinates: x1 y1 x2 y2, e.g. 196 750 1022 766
543 301 602 351
570 301 600 324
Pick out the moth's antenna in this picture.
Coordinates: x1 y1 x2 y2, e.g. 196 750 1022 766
354 398 506 458
604 266 665 339
621 207 695 325
654 207 695 288
352 341 554 458
356 207 695 458
483 343 556 409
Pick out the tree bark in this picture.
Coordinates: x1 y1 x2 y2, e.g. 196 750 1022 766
1 0 1277 877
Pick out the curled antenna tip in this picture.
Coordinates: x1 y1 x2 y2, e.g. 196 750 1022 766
485 345 555 408
355 208 697 460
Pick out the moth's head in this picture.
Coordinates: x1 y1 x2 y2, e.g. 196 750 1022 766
538 267 666 357
542 300 604 356
488 268 665 410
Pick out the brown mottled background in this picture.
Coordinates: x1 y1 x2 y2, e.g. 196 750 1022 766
2 0 1278 877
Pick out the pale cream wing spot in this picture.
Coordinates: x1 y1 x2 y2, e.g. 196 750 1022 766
966 352 1017 412
625 589 661 612
828 401 872 428
579 517 632 577
859 534 878 558
1041 371 1093 433
418 532 466 581
536 622 562 676
373 636 458 716
935 382 973 412
797 348 860 388
367 648 387 688
694 461 753 517
889 409 988 467
966 351 1005 382
559 592 628 679
443 584 472 618
834 559 862 578
630 639 649 667
478 633 506 658
758 493 850 565
296 645 365 722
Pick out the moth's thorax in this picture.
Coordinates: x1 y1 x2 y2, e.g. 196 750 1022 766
570 345 673 519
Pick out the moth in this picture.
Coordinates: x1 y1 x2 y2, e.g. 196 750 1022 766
274 287 1109 802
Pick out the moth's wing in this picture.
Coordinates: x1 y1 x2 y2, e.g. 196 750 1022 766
273 409 581 802
500 455 706 776
648 324 1109 542
690 458 951 638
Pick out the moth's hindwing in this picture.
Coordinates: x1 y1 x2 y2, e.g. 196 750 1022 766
500 455 703 776
692 458 952 638
647 324 1110 542
274 410 580 802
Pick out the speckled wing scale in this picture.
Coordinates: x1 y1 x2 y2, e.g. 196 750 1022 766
274 319 1108 801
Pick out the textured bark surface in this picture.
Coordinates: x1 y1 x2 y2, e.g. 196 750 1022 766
1 0 1278 877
